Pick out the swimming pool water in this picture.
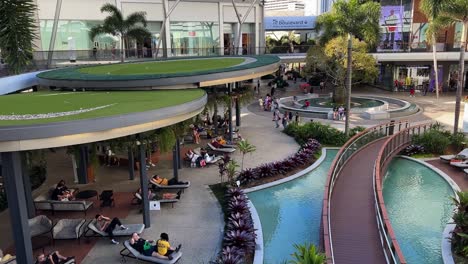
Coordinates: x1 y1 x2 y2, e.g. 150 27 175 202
383 158 455 264
248 149 337 263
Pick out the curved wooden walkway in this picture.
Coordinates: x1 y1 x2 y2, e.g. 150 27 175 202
330 139 386 264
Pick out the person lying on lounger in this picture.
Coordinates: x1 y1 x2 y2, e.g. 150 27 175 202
150 175 188 186
137 188 181 200
130 233 181 260
95 214 128 245
36 251 74 264
185 149 201 163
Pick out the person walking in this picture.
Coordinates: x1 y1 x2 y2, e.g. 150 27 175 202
288 111 293 121
338 106 344 120
274 109 280 128
258 97 263 110
282 114 288 128
257 79 260 95
295 111 300 123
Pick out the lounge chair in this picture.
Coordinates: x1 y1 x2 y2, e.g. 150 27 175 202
450 160 468 169
207 143 236 153
149 180 190 192
206 155 223 164
440 148 468 163
120 240 182 264
132 193 180 208
84 219 144 238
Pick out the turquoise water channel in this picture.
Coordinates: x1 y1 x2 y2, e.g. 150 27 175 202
383 158 455 264
248 149 337 263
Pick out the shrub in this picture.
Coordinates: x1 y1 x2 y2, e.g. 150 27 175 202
451 191 468 259
237 139 321 185
451 132 466 151
413 128 450 154
400 144 425 156
218 187 256 263
284 122 347 146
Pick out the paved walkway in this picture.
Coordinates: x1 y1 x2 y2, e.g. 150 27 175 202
330 139 387 264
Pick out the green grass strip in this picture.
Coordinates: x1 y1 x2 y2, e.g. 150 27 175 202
0 89 204 126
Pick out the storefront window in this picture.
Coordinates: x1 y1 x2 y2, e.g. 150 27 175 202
411 23 429 50
40 20 119 51
454 22 464 49
170 22 219 56
378 0 413 52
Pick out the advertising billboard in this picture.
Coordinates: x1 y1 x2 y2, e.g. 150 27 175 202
264 16 316 31
379 6 403 50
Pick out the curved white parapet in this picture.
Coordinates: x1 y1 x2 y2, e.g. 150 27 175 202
442 224 456 264
248 200 264 264
0 70 47 95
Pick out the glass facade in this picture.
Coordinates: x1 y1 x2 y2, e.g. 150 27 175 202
223 23 255 55
39 20 161 52
170 22 220 56
378 0 413 52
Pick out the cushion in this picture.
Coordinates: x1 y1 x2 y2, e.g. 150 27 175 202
29 215 52 237
123 240 182 264
88 220 144 237
53 219 85 239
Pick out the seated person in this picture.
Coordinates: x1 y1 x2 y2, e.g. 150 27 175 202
204 153 217 163
137 188 181 200
95 214 128 245
216 136 227 145
185 149 200 163
130 233 180 260
150 175 188 186
51 180 75 201
36 251 74 264
156 233 181 260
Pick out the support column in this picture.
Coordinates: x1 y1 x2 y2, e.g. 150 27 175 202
235 97 241 127
77 145 88 184
1 152 34 264
47 0 63 68
228 83 233 142
172 143 178 181
21 154 35 218
128 147 134 180
138 140 150 228
176 138 182 169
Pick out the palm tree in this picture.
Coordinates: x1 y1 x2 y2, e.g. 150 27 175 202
0 0 37 74
225 160 239 184
288 243 326 264
429 0 468 133
89 4 151 62
316 0 380 136
237 140 256 170
420 0 446 100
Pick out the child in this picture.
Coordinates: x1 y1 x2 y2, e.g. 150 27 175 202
409 86 415 97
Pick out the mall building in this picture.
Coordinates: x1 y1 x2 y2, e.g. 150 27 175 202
374 0 468 91
33 0 265 58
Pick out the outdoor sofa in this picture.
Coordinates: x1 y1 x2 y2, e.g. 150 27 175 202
0 250 16 264
149 181 190 192
34 193 93 215
84 219 144 238
440 148 468 163
207 143 236 153
132 193 179 208
52 219 87 243
29 215 53 238
120 240 182 264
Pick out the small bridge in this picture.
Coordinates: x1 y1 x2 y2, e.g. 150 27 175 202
322 121 433 264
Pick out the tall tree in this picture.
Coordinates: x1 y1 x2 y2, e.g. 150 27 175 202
421 0 446 100
0 0 37 74
315 0 380 136
429 0 468 133
89 4 151 62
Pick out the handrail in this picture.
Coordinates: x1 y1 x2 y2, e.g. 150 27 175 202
373 122 432 264
321 120 409 264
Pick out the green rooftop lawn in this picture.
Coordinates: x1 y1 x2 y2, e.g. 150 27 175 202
78 58 245 75
0 89 205 126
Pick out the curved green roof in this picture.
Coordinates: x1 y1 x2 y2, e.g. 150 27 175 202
0 89 205 126
37 55 280 81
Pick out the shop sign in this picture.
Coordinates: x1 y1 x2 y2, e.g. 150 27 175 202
264 16 316 30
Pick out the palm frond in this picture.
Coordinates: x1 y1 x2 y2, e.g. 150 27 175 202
420 0 446 19
126 26 152 41
89 25 107 41
125 12 148 28
100 3 124 23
